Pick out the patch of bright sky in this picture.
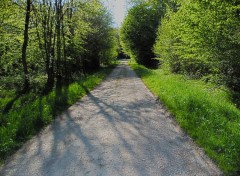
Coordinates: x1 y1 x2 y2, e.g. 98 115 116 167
102 0 128 27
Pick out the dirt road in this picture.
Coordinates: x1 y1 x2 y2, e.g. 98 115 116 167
0 60 221 176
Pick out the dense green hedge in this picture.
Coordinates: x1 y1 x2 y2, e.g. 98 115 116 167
154 0 240 91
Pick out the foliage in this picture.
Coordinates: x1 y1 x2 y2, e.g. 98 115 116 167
154 0 240 91
120 0 165 67
80 2 118 69
130 63 240 175
0 0 118 164
0 0 118 92
0 0 24 85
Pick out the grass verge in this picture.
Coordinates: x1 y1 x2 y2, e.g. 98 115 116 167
0 65 115 165
130 63 240 175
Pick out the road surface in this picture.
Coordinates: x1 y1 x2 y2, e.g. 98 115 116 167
0 60 221 176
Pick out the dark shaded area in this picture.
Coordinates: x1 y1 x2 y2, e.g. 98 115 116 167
117 50 130 59
231 91 240 109
3 95 21 115
139 57 159 69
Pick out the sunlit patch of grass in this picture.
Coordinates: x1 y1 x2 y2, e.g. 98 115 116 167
130 63 240 175
0 66 115 165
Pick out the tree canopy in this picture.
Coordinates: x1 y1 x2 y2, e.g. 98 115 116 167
0 0 118 92
121 0 240 91
120 0 165 67
154 0 240 91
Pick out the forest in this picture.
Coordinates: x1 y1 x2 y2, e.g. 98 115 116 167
121 0 240 175
0 0 118 92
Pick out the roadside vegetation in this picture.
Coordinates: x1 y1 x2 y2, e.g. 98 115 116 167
0 65 115 164
130 63 240 175
0 0 118 164
123 0 240 175
121 0 240 94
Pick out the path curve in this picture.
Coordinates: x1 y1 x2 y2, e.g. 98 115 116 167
0 60 221 176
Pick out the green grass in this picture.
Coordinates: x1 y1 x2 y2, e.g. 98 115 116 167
130 63 240 175
0 65 115 165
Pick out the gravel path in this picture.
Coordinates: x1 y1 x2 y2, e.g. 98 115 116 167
0 60 221 176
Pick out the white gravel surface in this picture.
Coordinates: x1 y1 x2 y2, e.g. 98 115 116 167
0 60 222 176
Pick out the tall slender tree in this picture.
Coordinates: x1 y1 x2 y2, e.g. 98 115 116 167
21 0 31 91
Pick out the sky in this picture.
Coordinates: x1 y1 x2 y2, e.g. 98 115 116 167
102 0 128 27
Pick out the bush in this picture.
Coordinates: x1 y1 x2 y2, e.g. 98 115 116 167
154 0 240 91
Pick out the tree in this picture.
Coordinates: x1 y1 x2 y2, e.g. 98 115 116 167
120 0 165 67
81 1 117 70
0 0 25 90
154 0 240 91
0 0 118 92
21 0 31 91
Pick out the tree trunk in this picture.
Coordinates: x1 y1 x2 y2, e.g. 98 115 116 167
61 13 68 81
55 0 62 81
21 0 31 91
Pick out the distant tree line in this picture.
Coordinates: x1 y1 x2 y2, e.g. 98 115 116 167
120 0 164 67
0 0 118 93
120 0 240 92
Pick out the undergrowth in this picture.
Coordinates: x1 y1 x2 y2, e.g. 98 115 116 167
0 65 115 165
130 63 240 175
